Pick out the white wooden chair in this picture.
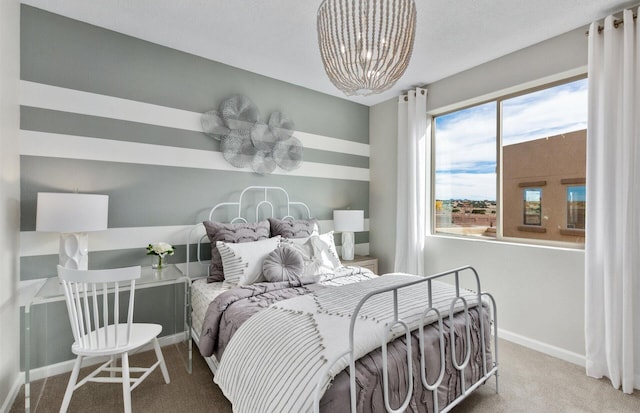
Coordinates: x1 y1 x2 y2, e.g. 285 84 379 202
57 265 170 413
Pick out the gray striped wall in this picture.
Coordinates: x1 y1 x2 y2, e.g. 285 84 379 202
20 5 370 368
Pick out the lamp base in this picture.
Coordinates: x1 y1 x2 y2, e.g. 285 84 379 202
59 232 89 270
341 231 355 261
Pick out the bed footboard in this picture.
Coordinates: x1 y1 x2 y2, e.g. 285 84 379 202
313 265 498 413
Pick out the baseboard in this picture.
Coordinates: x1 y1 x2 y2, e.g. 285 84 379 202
0 374 23 413
498 328 586 367
19 332 186 383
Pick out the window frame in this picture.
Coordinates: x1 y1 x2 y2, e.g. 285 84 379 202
429 73 587 249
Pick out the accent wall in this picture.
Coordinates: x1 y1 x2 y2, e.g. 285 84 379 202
19 5 370 369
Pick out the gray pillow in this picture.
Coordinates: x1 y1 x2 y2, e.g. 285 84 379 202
203 220 270 282
268 217 319 239
262 245 304 283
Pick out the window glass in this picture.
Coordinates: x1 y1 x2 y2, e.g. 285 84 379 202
567 186 586 229
434 102 497 237
523 188 542 225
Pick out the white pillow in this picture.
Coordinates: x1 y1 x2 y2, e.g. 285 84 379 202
217 236 281 286
318 231 341 266
283 232 341 276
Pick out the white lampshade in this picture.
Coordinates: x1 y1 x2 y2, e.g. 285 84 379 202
36 193 109 233
36 193 109 270
333 210 364 232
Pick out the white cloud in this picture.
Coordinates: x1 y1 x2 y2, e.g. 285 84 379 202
434 78 587 200
503 80 587 145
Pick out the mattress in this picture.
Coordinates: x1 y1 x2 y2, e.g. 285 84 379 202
191 278 230 338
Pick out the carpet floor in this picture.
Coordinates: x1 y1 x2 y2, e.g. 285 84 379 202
9 339 640 412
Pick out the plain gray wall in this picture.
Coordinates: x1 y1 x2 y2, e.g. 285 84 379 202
369 26 589 362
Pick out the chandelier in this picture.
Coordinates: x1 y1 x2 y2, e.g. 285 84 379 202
317 0 416 96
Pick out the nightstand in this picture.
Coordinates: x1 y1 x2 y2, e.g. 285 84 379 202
342 255 379 275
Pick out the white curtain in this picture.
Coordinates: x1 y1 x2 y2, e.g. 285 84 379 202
585 8 640 394
394 88 429 275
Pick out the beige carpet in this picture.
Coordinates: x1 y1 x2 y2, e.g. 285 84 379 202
9 339 640 412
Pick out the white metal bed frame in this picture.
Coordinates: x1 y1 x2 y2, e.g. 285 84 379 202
185 186 498 413
312 265 498 413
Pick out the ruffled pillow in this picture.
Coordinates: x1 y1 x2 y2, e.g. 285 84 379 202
268 217 319 239
203 220 270 282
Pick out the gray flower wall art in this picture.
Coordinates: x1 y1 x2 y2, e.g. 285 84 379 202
201 95 303 175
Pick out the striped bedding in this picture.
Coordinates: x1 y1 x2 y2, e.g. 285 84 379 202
198 265 375 359
206 272 490 413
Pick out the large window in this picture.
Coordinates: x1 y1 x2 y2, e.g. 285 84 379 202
433 76 587 246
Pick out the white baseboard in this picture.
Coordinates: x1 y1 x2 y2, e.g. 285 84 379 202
498 328 586 367
0 374 23 413
18 333 186 384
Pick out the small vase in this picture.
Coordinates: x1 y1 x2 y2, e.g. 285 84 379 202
152 254 167 269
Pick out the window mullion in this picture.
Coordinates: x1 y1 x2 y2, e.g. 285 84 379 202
496 99 503 240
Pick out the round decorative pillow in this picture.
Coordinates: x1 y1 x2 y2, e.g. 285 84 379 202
262 245 304 282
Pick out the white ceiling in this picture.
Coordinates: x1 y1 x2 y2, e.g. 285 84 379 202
22 0 636 106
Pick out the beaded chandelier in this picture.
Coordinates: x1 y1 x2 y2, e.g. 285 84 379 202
317 0 416 96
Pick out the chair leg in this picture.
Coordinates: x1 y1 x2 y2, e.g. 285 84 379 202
110 355 118 378
60 356 83 413
121 352 132 413
153 337 171 384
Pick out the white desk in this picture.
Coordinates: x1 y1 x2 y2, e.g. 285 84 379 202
22 265 191 413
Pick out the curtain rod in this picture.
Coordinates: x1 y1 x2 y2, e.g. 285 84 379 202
585 12 637 36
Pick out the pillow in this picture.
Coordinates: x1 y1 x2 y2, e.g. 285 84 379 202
262 245 304 282
203 220 270 282
268 217 319 239
217 237 281 286
317 231 341 266
283 232 341 277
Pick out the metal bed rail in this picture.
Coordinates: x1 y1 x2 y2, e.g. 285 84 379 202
313 265 498 413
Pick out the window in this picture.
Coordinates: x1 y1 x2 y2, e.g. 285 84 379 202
566 186 586 229
433 76 587 246
523 188 542 225
434 102 497 237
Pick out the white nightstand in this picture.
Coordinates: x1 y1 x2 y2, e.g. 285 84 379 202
342 255 379 275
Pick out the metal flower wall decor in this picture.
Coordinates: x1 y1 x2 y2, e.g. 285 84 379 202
201 95 303 175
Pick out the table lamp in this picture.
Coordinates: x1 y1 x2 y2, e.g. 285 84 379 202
36 192 109 270
333 210 364 261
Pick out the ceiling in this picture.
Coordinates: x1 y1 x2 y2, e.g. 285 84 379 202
22 0 636 106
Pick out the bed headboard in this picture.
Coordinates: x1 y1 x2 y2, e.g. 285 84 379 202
186 186 313 278
205 185 311 223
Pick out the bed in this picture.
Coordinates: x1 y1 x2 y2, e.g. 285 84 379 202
185 186 498 412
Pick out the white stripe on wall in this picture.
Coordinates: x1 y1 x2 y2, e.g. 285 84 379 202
20 81 370 157
20 220 371 256
20 130 370 181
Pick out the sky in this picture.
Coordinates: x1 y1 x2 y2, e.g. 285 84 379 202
434 78 588 201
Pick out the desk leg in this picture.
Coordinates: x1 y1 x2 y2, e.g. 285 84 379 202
184 279 192 374
24 303 31 413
